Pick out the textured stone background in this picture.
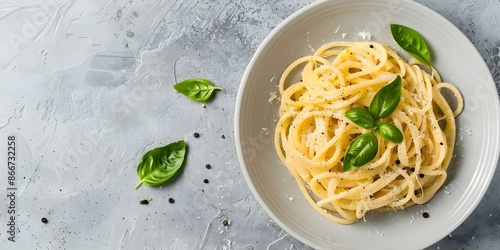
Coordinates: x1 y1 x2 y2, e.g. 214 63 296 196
0 0 498 249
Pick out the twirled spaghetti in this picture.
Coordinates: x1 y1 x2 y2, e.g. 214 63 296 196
274 41 463 224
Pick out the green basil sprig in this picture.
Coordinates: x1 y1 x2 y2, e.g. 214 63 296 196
343 133 378 172
174 78 221 102
369 74 402 119
135 140 187 189
390 24 431 67
376 122 403 143
345 108 376 129
343 76 403 172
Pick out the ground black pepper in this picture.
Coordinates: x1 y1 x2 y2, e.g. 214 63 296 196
223 220 229 226
193 132 200 138
370 44 374 48
419 173 425 178
168 198 175 204
395 159 401 164
423 212 429 218
221 135 225 139
41 217 48 224
203 179 209 184
139 199 149 205
205 164 212 170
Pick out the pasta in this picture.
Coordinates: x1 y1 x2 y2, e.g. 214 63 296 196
274 41 463 224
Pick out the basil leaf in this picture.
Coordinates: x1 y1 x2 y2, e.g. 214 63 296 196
369 75 402 119
174 78 221 102
343 133 378 172
377 122 403 143
135 140 187 189
390 24 431 66
345 107 376 129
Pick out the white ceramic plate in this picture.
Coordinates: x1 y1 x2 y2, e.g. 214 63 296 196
235 0 500 249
